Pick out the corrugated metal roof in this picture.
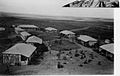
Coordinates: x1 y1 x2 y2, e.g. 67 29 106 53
18 25 38 28
45 27 57 31
3 43 36 57
60 30 75 35
26 36 42 44
77 35 97 42
100 43 114 54
20 31 31 37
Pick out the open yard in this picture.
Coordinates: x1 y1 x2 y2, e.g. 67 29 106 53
50 39 80 51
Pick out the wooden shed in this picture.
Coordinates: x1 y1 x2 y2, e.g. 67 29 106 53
20 31 31 41
45 27 57 32
15 27 24 34
26 36 48 53
26 36 42 44
77 35 97 47
2 43 36 65
99 43 114 61
60 30 75 41
17 25 39 31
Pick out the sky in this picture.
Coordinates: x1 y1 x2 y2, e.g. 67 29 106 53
0 0 113 19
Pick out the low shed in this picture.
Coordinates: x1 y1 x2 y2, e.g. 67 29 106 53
26 36 48 53
17 25 39 31
77 35 97 47
45 27 57 32
20 31 31 40
60 30 75 41
26 36 43 44
0 27 5 31
99 43 114 61
15 27 24 34
2 43 36 65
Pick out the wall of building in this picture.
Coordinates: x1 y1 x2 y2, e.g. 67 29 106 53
3 54 21 65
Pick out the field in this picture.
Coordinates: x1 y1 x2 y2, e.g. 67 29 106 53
50 39 80 51
0 16 113 40
0 16 114 75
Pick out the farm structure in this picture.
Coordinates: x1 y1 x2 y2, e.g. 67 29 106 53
20 31 31 41
2 43 36 65
45 27 57 33
77 35 97 47
17 25 39 31
26 36 42 44
60 30 76 42
99 43 114 61
14 27 24 34
26 36 48 53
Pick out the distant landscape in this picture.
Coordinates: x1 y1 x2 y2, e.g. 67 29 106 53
0 12 114 40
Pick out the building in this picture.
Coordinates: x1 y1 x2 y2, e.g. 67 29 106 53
26 36 43 44
17 25 39 31
2 43 36 65
20 31 31 41
77 35 97 47
60 30 75 41
99 43 114 59
45 27 57 32
26 36 48 53
99 43 114 61
15 27 24 34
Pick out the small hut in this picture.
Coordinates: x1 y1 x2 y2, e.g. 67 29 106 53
77 35 97 47
20 31 31 40
17 25 39 31
45 27 57 32
2 43 36 65
60 30 75 41
26 36 48 53
99 43 114 61
26 36 42 45
15 27 24 34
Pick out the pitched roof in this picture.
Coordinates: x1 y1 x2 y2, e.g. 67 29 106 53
18 25 38 28
15 27 24 31
60 30 75 35
100 43 114 54
45 27 57 31
77 35 97 42
26 36 42 44
3 43 36 57
20 31 31 37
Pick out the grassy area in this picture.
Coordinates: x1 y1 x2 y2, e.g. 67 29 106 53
0 17 113 40
50 39 80 51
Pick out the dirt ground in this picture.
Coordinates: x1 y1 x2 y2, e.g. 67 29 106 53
1 43 113 75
